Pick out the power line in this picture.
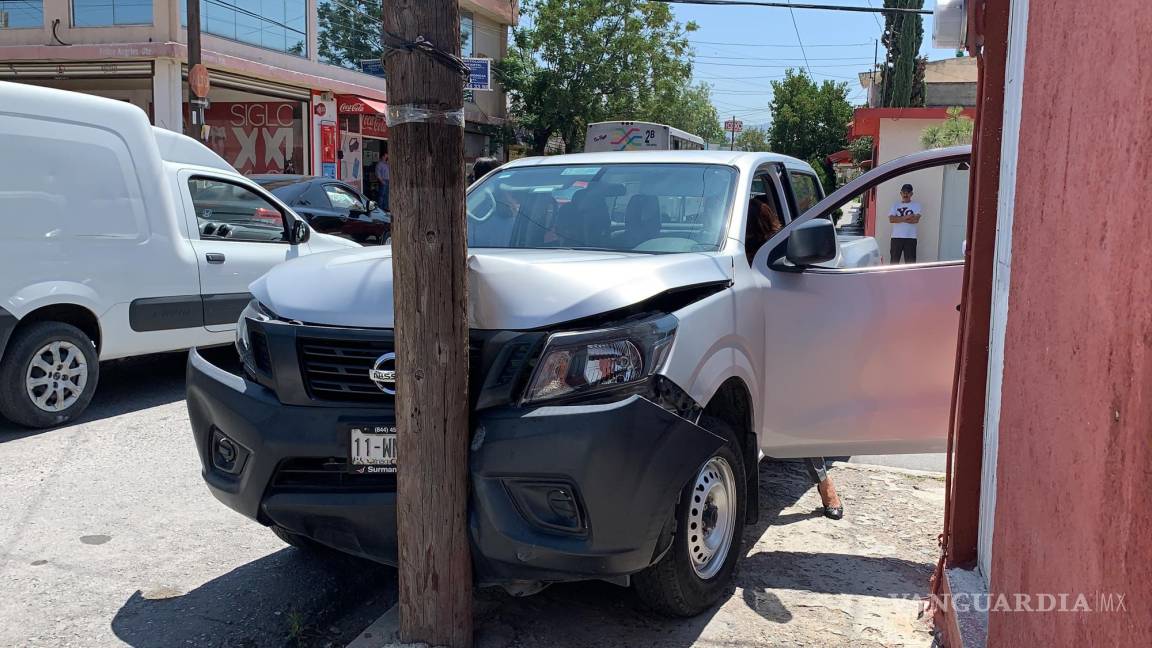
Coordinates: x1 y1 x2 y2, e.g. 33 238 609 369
864 0 884 29
653 0 929 13
694 60 873 68
693 54 872 62
690 39 872 48
785 1 812 75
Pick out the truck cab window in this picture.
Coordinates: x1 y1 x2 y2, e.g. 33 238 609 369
745 175 784 263
188 178 289 243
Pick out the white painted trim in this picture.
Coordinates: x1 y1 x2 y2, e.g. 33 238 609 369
979 0 1030 587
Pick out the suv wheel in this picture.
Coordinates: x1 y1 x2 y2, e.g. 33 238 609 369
0 322 99 429
634 416 748 617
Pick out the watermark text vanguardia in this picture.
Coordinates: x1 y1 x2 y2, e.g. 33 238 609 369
890 592 1129 613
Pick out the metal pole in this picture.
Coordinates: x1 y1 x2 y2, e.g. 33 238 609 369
872 39 879 107
731 115 737 151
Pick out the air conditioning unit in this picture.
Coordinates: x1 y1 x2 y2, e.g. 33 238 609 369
933 0 968 50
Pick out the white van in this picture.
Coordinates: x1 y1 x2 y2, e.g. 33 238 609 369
0 82 358 428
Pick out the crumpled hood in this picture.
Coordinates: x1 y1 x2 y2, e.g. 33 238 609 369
251 247 733 330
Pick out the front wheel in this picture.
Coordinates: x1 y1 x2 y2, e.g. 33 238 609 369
634 416 747 617
0 322 100 428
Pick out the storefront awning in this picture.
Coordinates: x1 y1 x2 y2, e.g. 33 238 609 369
337 95 388 115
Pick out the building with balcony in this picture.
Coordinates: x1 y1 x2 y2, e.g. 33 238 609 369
0 0 515 190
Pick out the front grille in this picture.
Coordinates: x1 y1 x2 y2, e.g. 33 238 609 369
270 457 397 491
299 335 394 403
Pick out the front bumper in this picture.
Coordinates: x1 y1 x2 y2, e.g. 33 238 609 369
187 348 722 582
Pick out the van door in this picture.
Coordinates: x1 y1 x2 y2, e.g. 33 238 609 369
179 172 303 332
752 147 971 458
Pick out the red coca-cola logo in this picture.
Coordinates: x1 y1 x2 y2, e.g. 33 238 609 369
339 101 366 113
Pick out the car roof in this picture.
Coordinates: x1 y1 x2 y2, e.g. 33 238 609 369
501 150 813 173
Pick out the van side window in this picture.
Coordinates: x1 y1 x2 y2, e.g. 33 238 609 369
187 178 289 243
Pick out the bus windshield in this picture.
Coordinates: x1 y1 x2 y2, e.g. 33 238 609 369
466 163 738 254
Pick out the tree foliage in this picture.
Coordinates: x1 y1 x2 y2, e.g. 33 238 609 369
767 69 853 164
920 107 974 148
317 0 383 68
848 135 874 164
733 126 771 152
881 0 925 107
500 0 719 153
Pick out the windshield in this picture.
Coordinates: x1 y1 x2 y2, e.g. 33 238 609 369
466 163 737 253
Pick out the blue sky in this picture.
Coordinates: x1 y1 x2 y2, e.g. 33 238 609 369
671 1 961 129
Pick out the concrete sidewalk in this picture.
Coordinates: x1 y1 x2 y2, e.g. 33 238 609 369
353 460 945 648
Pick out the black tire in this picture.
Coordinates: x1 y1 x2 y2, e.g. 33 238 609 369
0 322 99 429
271 525 324 551
634 416 748 617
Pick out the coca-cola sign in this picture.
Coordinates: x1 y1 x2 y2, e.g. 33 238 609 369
339 99 368 114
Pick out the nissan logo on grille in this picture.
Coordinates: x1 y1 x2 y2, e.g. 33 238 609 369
369 352 397 394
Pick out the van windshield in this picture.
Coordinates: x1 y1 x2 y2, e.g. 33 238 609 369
466 163 737 253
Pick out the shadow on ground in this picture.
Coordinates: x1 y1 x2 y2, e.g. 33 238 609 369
111 547 396 648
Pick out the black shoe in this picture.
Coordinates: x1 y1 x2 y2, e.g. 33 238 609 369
822 505 844 520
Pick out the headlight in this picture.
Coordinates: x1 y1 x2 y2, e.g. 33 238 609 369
235 300 274 366
523 315 677 405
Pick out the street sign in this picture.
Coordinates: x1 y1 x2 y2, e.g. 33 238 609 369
188 63 210 98
724 119 744 133
464 57 491 91
359 58 385 78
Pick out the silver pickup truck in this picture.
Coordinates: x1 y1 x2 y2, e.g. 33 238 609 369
187 147 969 616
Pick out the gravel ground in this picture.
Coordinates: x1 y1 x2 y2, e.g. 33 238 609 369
1 353 945 648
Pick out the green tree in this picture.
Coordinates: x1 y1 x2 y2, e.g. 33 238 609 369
920 107 974 148
848 135 874 164
881 0 926 107
501 0 717 153
767 69 853 165
734 126 770 152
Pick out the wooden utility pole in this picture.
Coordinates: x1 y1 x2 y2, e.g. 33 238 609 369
186 0 206 139
381 1 472 647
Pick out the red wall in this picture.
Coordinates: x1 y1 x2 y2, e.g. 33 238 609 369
989 1 1152 645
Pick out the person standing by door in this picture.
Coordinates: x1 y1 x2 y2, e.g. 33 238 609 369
376 152 391 211
888 183 922 263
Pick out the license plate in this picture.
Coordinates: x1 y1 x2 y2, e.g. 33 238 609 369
349 424 397 474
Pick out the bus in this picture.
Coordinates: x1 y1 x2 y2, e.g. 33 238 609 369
584 121 705 153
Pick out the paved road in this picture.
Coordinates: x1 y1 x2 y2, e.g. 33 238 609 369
0 353 396 648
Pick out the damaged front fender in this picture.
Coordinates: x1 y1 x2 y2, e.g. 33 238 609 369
470 395 724 583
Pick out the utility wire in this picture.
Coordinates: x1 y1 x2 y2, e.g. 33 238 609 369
693 54 872 62
785 1 812 75
690 39 872 48
652 0 929 13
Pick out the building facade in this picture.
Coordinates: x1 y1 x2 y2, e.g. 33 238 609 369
0 0 514 189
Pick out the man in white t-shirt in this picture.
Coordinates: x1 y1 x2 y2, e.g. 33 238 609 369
888 183 922 263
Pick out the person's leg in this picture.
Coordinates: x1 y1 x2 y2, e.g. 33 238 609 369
806 457 843 520
890 237 903 264
906 238 918 263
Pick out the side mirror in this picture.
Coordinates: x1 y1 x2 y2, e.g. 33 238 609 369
366 200 379 211
785 219 837 267
290 219 311 244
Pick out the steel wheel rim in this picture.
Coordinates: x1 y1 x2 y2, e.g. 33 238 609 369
687 456 737 579
25 341 87 413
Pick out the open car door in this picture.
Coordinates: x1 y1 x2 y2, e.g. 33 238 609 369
753 146 971 458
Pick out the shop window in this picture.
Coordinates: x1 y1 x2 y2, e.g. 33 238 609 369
181 0 307 57
0 0 43 28
73 0 152 26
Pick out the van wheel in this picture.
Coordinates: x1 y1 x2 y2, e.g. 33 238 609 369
0 322 99 429
634 416 747 617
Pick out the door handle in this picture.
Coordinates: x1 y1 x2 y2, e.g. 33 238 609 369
206 253 226 264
